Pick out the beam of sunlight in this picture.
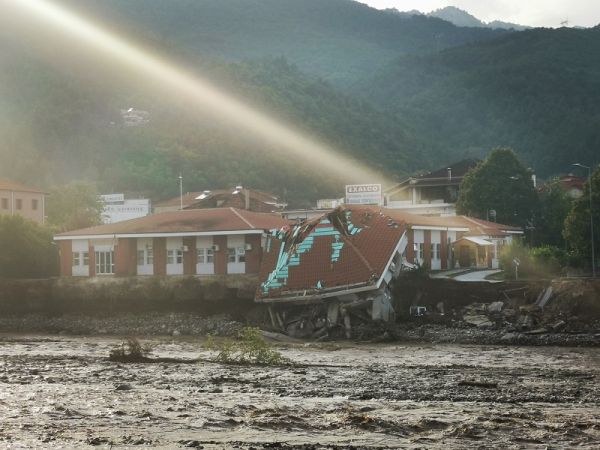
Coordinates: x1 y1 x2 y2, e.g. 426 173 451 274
5 0 392 186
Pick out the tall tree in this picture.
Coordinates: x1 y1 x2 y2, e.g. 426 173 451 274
46 182 103 232
563 165 600 269
535 178 573 248
0 215 58 278
456 148 538 228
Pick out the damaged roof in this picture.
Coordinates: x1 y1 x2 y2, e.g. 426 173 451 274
55 208 290 238
257 205 407 303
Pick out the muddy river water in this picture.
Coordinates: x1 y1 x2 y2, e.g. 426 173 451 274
0 335 598 449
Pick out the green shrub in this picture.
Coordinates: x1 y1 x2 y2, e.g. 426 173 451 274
109 337 153 362
500 242 565 279
204 327 291 366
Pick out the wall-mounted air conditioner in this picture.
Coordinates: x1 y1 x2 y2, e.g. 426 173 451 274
212 244 220 251
244 243 253 251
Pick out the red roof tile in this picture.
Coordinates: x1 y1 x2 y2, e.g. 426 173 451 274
56 208 290 237
0 180 46 194
257 206 406 301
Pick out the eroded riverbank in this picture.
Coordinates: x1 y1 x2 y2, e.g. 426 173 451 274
0 335 599 448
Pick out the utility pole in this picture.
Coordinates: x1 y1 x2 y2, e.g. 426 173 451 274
179 174 183 210
573 163 595 277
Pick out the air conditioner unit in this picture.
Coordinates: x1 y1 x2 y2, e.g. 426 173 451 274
211 244 220 251
244 243 253 251
182 245 189 252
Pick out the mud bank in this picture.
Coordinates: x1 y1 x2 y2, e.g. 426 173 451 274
0 335 598 449
0 313 598 347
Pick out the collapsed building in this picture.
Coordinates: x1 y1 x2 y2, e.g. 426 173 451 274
255 205 522 338
256 206 408 337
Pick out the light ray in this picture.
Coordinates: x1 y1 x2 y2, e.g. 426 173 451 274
4 0 392 186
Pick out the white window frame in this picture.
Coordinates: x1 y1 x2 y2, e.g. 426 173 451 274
95 250 115 275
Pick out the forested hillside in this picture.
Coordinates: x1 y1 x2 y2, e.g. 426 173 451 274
56 0 507 87
0 43 420 206
357 26 600 175
1 0 599 207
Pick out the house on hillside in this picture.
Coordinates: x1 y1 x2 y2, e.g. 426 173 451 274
54 208 289 277
154 186 286 214
0 180 47 224
384 159 479 216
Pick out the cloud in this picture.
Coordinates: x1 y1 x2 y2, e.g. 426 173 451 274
359 0 600 27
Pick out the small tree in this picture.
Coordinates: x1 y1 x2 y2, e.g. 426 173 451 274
457 148 538 228
0 215 58 278
46 182 103 232
563 165 600 269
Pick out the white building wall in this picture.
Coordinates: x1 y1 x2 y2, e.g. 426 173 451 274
72 239 89 277
166 237 184 275
430 231 442 270
227 235 246 274
136 238 154 275
196 236 215 275
413 230 425 265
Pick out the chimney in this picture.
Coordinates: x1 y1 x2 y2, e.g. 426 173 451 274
531 173 537 188
245 188 250 210
447 167 452 181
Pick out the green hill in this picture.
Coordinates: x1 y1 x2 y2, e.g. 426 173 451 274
56 0 507 87
357 26 600 176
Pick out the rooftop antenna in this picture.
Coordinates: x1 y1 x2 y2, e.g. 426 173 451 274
560 18 569 27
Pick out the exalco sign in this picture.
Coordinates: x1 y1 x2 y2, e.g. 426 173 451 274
345 184 382 205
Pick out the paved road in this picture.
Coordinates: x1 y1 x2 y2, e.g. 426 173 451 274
453 269 503 282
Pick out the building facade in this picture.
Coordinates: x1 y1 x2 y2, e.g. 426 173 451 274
0 180 46 224
55 208 289 277
384 159 479 216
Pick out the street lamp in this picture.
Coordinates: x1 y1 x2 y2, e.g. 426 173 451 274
572 163 595 277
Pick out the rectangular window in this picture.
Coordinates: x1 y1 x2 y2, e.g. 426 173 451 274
82 252 89 266
167 249 183 264
95 251 114 274
196 247 213 264
15 199 22 210
137 250 145 266
146 248 154 265
237 247 246 263
431 243 441 260
418 243 424 260
227 248 236 263
32 199 38 210
228 247 245 263
1 198 7 209
73 252 80 266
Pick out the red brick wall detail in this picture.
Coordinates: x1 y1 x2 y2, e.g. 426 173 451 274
213 235 227 275
153 238 166 276
115 238 137 276
406 229 415 263
244 234 262 274
59 241 72 276
183 236 197 275
441 230 448 270
424 230 432 269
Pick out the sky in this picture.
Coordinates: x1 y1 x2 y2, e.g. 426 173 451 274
358 1 600 28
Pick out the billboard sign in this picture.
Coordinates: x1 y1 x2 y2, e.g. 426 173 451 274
345 184 382 205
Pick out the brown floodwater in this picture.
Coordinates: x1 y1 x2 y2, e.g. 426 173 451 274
0 335 599 449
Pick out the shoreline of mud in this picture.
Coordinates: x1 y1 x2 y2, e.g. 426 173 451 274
0 312 598 347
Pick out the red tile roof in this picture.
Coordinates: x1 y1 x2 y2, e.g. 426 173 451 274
0 180 46 194
257 206 407 301
56 208 290 237
256 205 521 302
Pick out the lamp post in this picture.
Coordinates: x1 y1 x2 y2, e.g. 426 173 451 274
178 174 183 211
573 163 595 277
